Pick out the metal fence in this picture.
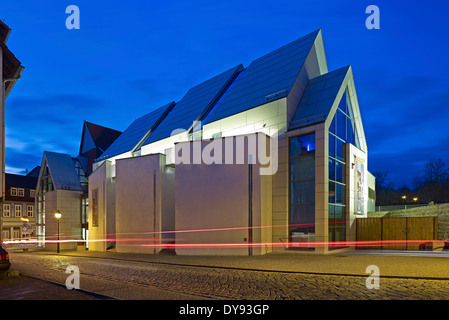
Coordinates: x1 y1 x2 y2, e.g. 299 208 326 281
374 204 427 212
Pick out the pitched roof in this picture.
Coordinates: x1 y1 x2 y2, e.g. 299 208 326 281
98 102 175 160
142 64 243 145
289 65 350 130
41 151 83 191
79 121 122 155
5 173 37 189
203 30 320 125
26 166 41 177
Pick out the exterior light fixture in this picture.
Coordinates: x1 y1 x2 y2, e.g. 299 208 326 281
413 197 418 202
55 210 62 253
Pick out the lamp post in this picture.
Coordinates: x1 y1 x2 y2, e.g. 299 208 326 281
55 210 61 253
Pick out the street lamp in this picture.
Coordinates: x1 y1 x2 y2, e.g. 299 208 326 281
413 197 418 203
55 210 61 253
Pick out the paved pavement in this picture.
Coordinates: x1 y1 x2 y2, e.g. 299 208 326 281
3 248 449 300
27 248 449 279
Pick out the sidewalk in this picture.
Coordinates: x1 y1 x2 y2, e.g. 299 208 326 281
20 248 449 280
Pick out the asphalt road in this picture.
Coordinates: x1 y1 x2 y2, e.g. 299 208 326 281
5 251 449 300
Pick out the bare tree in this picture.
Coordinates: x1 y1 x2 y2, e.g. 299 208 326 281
415 158 449 203
423 158 449 184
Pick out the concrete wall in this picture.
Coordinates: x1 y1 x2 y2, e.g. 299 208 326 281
44 189 82 251
174 133 272 255
115 153 174 254
202 98 286 141
88 160 115 252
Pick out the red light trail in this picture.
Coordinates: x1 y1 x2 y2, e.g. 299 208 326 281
2 221 443 250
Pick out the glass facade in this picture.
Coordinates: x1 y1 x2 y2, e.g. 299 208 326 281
289 133 315 249
36 166 53 247
328 89 358 248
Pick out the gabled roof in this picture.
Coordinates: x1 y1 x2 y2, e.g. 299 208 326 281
289 65 350 130
203 30 321 125
79 121 122 155
5 173 37 190
26 166 41 178
40 151 83 191
142 64 243 145
98 101 175 160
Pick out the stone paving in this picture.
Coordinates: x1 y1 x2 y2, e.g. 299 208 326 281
5 250 449 300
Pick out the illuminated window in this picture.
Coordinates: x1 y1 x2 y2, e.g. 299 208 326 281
3 204 10 217
289 132 315 249
328 88 359 248
27 205 34 217
15 204 22 217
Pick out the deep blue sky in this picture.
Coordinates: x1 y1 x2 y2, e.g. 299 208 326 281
2 0 449 188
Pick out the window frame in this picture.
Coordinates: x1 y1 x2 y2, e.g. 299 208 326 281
3 204 11 217
27 205 34 217
288 132 316 249
14 204 22 217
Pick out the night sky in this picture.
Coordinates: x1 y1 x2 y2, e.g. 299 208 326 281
1 0 448 188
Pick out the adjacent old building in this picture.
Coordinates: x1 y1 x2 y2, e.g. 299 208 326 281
1 172 38 241
0 21 24 244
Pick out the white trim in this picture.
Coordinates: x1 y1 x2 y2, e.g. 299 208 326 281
3 204 10 217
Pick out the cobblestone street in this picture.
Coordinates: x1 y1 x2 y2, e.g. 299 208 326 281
3 251 449 300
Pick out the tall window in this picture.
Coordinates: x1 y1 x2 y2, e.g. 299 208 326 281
328 89 358 248
3 204 10 217
37 165 53 247
27 205 34 217
15 204 22 217
289 133 315 249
